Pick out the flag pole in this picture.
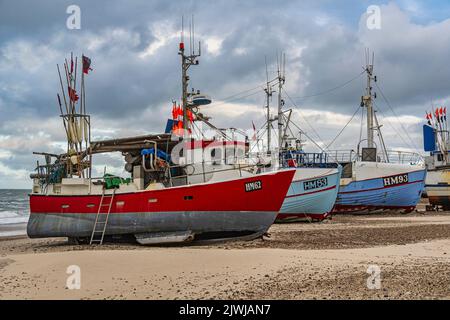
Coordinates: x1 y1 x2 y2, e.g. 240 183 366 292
64 59 79 154
57 64 69 115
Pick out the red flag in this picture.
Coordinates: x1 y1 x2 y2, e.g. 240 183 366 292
82 55 93 74
187 109 194 122
68 87 79 102
440 107 444 115
70 58 74 74
172 103 177 120
425 112 431 125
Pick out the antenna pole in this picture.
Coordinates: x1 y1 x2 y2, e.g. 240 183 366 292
277 53 285 151
264 56 272 154
179 16 201 135
364 52 375 149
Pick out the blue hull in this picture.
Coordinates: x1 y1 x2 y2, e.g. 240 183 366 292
334 169 426 213
278 167 341 221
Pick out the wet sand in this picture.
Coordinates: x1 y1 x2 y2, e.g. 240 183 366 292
0 212 449 300
0 223 26 238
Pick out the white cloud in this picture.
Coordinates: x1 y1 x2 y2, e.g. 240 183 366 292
2 1 450 187
205 36 224 56
0 161 29 181
139 21 178 58
233 47 248 56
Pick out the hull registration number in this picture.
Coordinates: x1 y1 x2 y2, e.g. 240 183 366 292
303 177 328 191
245 180 263 192
383 174 409 187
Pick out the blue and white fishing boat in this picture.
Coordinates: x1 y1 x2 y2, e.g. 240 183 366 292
278 153 341 221
331 55 426 214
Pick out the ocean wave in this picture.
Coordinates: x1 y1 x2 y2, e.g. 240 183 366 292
0 211 29 224
0 216 29 224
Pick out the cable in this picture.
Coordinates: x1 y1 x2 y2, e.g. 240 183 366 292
283 88 325 143
374 102 415 151
290 70 365 100
217 79 275 102
288 118 327 154
201 89 264 109
326 105 361 149
374 82 419 151
202 80 279 109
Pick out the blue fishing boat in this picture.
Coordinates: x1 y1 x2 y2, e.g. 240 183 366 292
333 161 425 213
278 162 342 221
331 53 426 214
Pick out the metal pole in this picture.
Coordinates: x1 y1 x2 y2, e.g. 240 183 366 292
366 63 374 149
277 54 284 152
266 89 271 153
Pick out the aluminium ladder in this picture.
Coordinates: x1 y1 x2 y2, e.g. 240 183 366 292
90 188 116 245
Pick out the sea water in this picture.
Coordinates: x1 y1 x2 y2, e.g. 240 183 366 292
0 189 29 237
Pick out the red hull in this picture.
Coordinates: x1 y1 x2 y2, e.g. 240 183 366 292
30 170 295 214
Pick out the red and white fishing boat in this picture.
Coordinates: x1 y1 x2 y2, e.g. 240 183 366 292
28 156 294 244
27 29 294 245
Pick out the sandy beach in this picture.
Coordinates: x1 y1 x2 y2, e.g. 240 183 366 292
1 211 449 300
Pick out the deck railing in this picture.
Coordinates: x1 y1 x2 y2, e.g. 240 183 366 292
321 149 424 165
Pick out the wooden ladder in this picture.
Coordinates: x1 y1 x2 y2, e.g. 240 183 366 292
90 188 116 245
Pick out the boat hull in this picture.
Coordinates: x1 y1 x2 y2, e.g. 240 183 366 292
425 168 450 209
28 170 295 241
27 211 276 239
277 167 341 222
333 169 426 213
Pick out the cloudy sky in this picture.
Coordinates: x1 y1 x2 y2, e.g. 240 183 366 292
1 0 450 188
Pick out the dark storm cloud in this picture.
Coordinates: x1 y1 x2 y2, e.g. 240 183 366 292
1 0 450 187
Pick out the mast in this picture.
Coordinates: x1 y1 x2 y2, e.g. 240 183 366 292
363 50 375 149
265 86 272 153
179 16 201 135
264 57 273 153
277 53 286 151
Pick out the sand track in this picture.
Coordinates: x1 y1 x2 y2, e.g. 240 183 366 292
0 212 449 300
